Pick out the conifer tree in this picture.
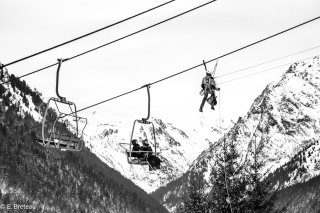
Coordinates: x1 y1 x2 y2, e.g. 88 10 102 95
178 174 207 213
208 135 247 213
244 136 278 213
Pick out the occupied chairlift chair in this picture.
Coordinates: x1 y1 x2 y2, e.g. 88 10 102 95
120 84 160 166
36 59 87 151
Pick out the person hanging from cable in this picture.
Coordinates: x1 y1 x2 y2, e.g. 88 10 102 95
141 139 161 170
199 60 220 112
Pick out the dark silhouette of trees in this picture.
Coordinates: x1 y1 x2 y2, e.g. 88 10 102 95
0 74 168 213
178 175 207 213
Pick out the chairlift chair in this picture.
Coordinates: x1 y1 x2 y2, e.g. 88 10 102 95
120 85 160 168
36 59 87 151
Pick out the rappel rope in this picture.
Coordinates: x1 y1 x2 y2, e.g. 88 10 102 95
219 90 234 213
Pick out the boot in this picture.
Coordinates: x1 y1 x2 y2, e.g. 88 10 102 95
211 105 215 110
199 107 203 112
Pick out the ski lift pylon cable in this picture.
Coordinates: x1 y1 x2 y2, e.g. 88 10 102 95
0 0 176 69
215 45 320 80
217 54 320 85
3 5 319 86
1 0 218 85
142 16 320 87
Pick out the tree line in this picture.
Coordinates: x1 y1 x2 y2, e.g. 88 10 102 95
177 135 285 213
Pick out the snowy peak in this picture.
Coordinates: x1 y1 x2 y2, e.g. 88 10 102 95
206 56 320 179
153 56 320 211
84 111 230 193
250 57 320 163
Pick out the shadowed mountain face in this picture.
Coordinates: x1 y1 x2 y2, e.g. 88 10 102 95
152 56 320 212
0 67 168 213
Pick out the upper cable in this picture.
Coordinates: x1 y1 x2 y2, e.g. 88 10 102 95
0 0 176 69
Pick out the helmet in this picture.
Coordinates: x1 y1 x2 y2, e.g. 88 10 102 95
206 72 212 76
143 139 149 145
132 139 138 144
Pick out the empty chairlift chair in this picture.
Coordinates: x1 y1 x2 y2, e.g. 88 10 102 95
36 59 87 151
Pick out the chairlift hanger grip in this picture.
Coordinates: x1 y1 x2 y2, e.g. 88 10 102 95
56 59 68 101
142 84 151 121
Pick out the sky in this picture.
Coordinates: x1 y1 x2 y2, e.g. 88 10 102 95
1 0 320 126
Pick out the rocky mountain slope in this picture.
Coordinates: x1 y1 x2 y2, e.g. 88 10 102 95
83 112 230 193
152 56 320 212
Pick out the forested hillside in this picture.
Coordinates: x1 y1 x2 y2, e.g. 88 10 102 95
0 72 168 213
274 175 320 213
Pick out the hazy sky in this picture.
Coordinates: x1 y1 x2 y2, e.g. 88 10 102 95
1 0 320 125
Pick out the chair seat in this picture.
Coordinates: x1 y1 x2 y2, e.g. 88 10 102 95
36 136 78 150
131 158 149 165
126 152 149 165
60 134 79 144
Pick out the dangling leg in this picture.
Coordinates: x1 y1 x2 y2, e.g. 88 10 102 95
155 156 161 169
210 91 217 110
200 92 208 112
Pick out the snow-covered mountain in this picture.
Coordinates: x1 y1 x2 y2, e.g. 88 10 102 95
83 112 231 193
0 69 170 213
0 61 231 195
152 56 320 212
5 56 320 212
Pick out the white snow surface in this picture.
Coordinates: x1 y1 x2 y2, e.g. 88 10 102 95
83 111 230 193
155 56 320 213
190 56 320 186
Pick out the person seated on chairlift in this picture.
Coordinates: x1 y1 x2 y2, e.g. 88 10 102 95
130 139 142 158
141 139 161 170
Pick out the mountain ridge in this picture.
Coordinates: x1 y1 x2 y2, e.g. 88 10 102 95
152 56 320 212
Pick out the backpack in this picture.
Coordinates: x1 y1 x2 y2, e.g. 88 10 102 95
207 95 217 105
202 76 215 91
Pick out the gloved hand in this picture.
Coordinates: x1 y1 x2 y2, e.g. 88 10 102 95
216 88 221 91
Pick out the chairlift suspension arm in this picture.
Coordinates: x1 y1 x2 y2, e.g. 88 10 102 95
56 59 67 101
142 84 151 122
